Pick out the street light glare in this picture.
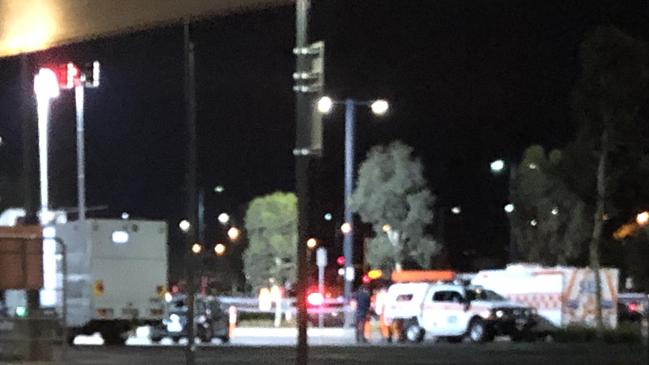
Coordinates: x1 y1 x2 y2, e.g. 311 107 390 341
370 99 389 116
306 238 317 249
490 159 505 173
227 226 241 241
504 203 515 214
179 219 191 232
191 243 203 254
214 243 226 256
340 222 352 234
317 96 333 114
382 224 391 233
218 212 230 225
636 211 649 226
34 68 60 99
451 206 461 215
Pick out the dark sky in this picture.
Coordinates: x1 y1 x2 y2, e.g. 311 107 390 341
1 0 648 277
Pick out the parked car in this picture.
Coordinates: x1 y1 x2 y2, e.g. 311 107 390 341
150 294 229 343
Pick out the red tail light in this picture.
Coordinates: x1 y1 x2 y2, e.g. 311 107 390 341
628 302 639 312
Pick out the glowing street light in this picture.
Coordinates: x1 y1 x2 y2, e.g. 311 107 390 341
191 243 203 254
382 224 391 233
370 99 389 115
306 238 317 249
504 203 515 214
340 222 352 234
490 159 505 174
218 212 230 225
227 226 241 241
214 243 226 256
316 96 334 114
214 185 225 193
451 206 462 215
179 219 191 233
636 211 649 226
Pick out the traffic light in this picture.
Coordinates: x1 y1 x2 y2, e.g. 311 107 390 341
43 61 100 90
336 256 345 266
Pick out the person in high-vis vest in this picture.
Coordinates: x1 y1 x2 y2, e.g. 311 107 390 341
374 286 394 342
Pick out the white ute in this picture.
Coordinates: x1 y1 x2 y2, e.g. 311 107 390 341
383 282 537 343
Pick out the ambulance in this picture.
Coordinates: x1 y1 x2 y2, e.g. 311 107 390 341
471 264 619 329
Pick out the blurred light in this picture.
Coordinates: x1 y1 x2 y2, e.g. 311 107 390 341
362 274 371 284
323 213 332 221
628 302 639 312
551 207 559 216
34 68 60 99
336 256 345 266
218 213 230 225
530 219 538 227
227 227 241 241
111 231 129 244
382 224 391 233
337 268 345 276
191 243 202 254
451 206 461 215
490 159 505 173
15 306 27 318
340 222 352 234
307 292 324 306
306 238 317 249
636 211 649 226
214 185 225 193
164 292 173 303
529 163 538 170
370 99 389 115
214 243 226 256
179 219 191 232
121 212 130 220
504 203 515 214
317 96 333 114
367 269 383 280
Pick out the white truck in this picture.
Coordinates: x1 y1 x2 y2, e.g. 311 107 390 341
1 214 168 345
383 282 537 343
471 264 619 329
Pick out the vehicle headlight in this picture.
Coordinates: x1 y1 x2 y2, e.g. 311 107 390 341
170 314 180 323
480 309 491 319
495 310 504 318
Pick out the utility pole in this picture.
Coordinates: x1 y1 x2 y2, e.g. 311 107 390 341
183 18 198 365
293 0 325 363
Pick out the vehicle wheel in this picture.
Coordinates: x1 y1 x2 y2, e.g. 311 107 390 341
467 319 492 343
219 335 230 344
171 336 181 344
403 319 424 343
198 326 213 343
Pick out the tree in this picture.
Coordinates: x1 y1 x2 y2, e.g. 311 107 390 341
350 141 438 272
573 26 649 331
243 192 297 291
509 145 592 265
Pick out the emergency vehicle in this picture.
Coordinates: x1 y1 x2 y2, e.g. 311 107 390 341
471 264 619 328
382 271 537 343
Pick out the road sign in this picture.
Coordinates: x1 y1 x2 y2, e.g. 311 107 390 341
316 247 327 267
0 0 290 58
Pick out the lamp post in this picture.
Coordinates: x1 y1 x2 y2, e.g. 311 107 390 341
490 159 517 262
318 96 388 327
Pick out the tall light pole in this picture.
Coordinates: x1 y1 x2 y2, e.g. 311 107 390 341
318 96 389 326
490 159 518 262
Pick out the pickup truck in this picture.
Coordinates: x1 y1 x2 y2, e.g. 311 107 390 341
383 282 537 343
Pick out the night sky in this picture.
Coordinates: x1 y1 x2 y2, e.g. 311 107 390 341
0 0 648 279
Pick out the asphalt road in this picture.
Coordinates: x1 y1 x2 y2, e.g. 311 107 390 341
5 342 644 365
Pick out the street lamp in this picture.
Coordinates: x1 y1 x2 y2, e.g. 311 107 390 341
179 219 191 233
318 95 389 326
490 159 505 174
227 226 241 241
191 243 203 254
214 243 226 256
34 67 59 223
306 237 317 249
218 212 230 225
636 211 649 226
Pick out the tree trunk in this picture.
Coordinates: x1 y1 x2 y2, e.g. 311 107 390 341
590 130 607 333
